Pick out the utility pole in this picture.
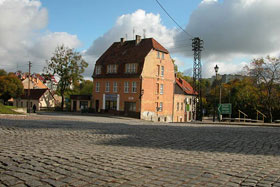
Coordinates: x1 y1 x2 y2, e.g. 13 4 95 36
192 37 203 121
28 61 32 114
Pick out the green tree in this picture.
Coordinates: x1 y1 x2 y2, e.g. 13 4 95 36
45 45 88 110
246 56 280 122
79 80 93 95
0 69 7 77
0 74 24 103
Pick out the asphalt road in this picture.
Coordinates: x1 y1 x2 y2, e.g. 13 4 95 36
1 114 280 186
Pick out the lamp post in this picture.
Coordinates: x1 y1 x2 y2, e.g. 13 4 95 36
213 64 219 122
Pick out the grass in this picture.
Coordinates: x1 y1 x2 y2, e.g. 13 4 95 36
0 103 21 114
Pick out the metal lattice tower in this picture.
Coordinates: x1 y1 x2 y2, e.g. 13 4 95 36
192 37 203 121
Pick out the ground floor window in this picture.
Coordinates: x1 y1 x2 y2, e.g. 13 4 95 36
80 101 89 110
124 102 136 112
105 100 117 110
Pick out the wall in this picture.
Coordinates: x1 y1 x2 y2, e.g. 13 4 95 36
173 94 196 122
140 49 175 122
92 77 141 113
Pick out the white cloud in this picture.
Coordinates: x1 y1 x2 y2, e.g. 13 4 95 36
175 0 280 77
86 9 178 59
0 0 82 73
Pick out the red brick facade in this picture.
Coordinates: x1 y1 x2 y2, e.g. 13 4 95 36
92 36 196 122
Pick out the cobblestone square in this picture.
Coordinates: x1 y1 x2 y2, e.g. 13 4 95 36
1 114 280 186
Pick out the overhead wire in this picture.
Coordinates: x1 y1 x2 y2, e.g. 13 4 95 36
155 0 193 39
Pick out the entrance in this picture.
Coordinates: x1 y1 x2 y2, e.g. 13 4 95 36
73 101 77 112
95 100 99 112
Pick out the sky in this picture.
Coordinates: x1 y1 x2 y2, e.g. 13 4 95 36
1 0 280 78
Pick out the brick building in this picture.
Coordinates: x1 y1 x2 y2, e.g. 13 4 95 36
92 35 196 122
173 77 196 122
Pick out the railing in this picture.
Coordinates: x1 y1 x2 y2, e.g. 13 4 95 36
238 110 248 122
256 110 266 122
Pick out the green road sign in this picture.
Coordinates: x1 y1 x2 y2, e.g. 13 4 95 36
218 103 232 115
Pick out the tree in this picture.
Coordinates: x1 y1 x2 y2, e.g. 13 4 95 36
45 45 88 110
0 69 7 77
0 74 24 103
246 56 280 122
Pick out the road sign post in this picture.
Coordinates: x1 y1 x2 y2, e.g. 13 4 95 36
218 103 232 120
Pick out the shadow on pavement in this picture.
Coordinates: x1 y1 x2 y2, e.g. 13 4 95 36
1 117 280 156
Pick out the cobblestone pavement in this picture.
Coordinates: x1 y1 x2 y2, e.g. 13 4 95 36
1 114 280 187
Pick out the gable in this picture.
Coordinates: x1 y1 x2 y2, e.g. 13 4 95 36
93 38 169 78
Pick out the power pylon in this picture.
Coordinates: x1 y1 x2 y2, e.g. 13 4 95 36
192 37 203 121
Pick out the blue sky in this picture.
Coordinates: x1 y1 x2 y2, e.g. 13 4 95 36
1 0 280 77
40 0 200 51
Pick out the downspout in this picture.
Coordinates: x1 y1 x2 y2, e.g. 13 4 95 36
172 78 175 122
139 75 143 119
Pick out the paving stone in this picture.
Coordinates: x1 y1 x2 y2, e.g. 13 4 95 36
1 115 280 186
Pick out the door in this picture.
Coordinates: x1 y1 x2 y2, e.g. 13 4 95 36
73 101 77 112
95 100 99 112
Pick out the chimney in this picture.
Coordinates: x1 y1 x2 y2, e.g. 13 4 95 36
120 37 125 45
135 35 141 45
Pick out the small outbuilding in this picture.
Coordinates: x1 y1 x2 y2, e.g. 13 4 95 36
13 89 55 111
70 95 92 112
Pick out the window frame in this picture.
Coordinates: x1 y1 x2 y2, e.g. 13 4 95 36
107 64 117 74
113 82 118 93
95 82 100 92
132 82 137 93
159 102 163 111
95 65 101 75
160 84 164 95
161 66 164 77
157 51 160 59
124 82 129 93
105 82 110 92
125 63 137 73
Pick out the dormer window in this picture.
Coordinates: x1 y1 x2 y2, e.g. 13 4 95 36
125 63 137 73
95 65 101 75
107 64 117 74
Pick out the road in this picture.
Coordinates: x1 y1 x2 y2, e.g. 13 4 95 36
1 114 280 186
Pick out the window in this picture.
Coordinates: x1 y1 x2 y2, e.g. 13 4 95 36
125 102 136 112
162 52 164 59
132 82 137 93
124 82 129 93
125 63 137 73
113 82 118 93
107 64 117 74
161 66 164 77
95 65 101 75
105 82 110 92
157 65 160 76
157 51 160 58
156 83 159 94
159 102 163 111
96 82 100 92
181 102 183 111
177 102 179 111
160 84 164 94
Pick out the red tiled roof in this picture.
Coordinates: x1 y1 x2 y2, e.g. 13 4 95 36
176 77 197 95
20 89 48 100
93 38 168 78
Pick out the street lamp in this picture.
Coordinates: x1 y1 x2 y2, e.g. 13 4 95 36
213 65 219 122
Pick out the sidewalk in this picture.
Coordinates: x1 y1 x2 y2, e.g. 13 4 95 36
194 119 280 127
